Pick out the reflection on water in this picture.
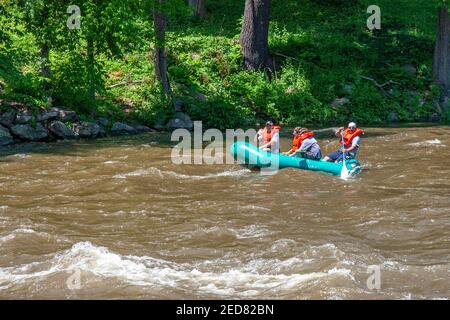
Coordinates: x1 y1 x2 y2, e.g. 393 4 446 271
0 127 449 299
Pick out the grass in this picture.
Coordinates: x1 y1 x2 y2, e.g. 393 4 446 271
0 0 446 128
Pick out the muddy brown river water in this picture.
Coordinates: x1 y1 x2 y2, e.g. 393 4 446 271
0 126 449 299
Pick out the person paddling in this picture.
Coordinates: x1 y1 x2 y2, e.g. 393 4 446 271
323 122 364 163
284 127 322 160
255 121 281 154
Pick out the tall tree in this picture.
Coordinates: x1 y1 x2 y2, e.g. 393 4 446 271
73 0 146 115
19 0 67 101
153 0 173 102
433 6 450 107
240 0 271 71
188 0 206 18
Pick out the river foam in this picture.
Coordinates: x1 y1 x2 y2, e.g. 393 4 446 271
112 167 250 180
0 228 63 244
408 139 446 147
0 242 353 297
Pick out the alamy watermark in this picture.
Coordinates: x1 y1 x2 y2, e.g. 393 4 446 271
67 5 81 30
367 5 381 30
66 268 82 290
63 4 381 31
170 121 280 175
366 265 381 290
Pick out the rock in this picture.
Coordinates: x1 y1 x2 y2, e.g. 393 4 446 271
154 118 166 130
402 64 417 76
97 117 109 127
388 111 399 123
15 112 34 124
285 87 295 95
0 125 14 146
10 123 49 141
343 84 354 95
36 110 59 122
330 97 350 109
174 99 184 112
167 112 193 130
51 107 79 122
48 121 77 140
74 122 100 138
98 126 107 137
0 110 17 127
111 122 138 135
194 92 206 102
131 124 154 132
430 113 441 123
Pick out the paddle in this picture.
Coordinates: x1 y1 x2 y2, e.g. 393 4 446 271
340 129 350 179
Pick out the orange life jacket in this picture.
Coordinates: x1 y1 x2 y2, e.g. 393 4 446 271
262 126 280 144
292 131 314 151
342 128 364 148
292 135 302 152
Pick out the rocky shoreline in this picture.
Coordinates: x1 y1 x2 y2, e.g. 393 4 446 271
0 103 158 147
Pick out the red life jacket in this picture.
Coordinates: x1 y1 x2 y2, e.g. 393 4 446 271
262 126 280 144
292 131 314 151
342 128 364 148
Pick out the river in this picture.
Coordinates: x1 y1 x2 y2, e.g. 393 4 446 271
0 126 449 299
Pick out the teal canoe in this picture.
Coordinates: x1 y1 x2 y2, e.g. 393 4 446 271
230 141 361 177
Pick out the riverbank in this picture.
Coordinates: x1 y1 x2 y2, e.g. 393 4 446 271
0 100 198 146
2 98 448 149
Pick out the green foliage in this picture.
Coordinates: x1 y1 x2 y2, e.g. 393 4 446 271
0 0 446 128
51 50 105 114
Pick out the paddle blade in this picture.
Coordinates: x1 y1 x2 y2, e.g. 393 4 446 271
340 159 350 179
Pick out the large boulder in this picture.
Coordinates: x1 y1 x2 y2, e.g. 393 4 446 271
74 122 100 138
402 64 417 76
36 110 59 122
48 121 78 140
96 118 109 137
98 126 107 137
154 118 166 131
388 111 399 123
97 117 109 127
0 110 17 127
343 83 354 95
10 123 49 141
193 92 206 102
430 112 441 123
167 112 193 130
51 107 79 122
131 124 154 133
0 125 14 146
15 111 34 124
111 122 138 135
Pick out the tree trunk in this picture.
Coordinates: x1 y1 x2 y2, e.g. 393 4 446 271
39 43 52 99
188 0 206 18
39 44 52 79
87 36 96 117
39 4 52 100
433 7 450 108
240 0 271 71
153 0 173 102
